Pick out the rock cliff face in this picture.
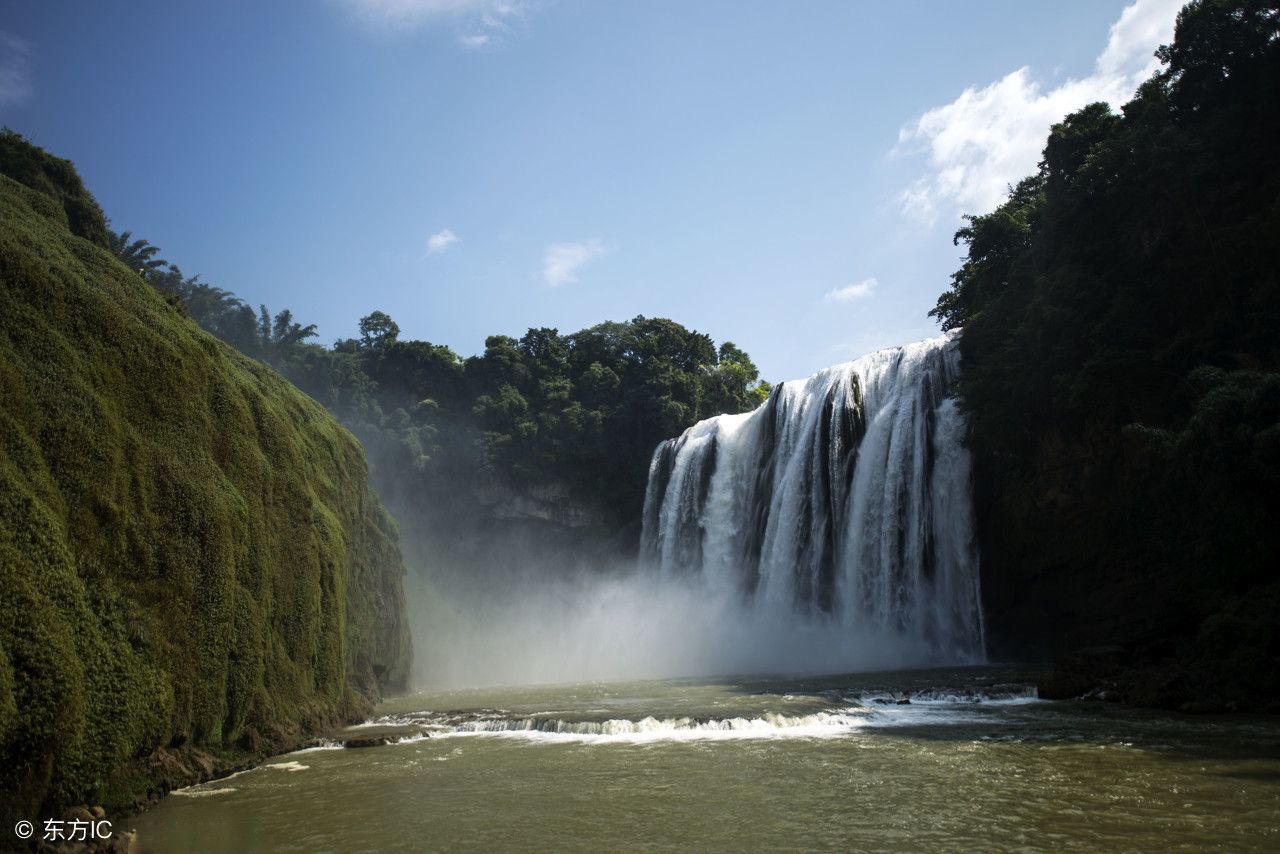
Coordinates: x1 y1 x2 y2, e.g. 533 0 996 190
974 418 1280 713
0 134 411 822
974 431 1163 662
477 480 605 529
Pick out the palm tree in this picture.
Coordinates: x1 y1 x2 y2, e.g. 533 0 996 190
257 305 318 366
107 229 168 278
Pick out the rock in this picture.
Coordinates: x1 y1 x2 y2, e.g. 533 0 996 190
90 806 106 820
1037 674 1086 700
340 736 391 749
64 805 94 823
1038 645 1130 700
895 698 911 705
237 727 262 753
108 830 140 854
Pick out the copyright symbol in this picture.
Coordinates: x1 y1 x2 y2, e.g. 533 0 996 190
14 820 33 839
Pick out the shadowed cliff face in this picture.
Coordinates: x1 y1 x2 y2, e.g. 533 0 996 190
0 134 411 821
974 430 1170 661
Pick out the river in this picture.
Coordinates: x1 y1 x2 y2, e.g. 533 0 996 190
132 666 1280 852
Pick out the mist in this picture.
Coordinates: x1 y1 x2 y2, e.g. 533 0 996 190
391 335 986 691
404 559 950 690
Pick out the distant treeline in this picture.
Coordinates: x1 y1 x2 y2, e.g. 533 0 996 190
934 0 1279 706
107 231 771 533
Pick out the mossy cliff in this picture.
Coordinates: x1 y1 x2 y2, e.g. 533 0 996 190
0 134 411 823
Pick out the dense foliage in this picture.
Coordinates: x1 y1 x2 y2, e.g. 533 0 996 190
0 134 410 821
104 231 771 543
313 317 770 524
932 0 1279 706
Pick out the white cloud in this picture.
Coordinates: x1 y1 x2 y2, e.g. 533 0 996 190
0 32 32 111
896 0 1182 225
426 228 459 254
1097 0 1180 79
542 239 609 288
337 0 534 44
823 278 877 303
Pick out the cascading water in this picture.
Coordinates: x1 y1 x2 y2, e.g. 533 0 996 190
641 331 984 663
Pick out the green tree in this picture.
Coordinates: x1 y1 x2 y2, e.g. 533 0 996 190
256 306 318 367
930 0 1280 706
107 229 168 277
358 310 400 350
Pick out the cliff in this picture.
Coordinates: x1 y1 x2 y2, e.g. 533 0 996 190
0 133 411 823
933 1 1280 710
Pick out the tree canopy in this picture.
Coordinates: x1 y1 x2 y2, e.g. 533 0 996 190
934 0 1279 705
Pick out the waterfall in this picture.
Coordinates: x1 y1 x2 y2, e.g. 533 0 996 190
641 331 984 663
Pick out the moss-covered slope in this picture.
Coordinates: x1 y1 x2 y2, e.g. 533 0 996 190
0 136 410 822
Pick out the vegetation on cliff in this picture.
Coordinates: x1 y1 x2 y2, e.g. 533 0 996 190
0 131 411 822
102 232 771 561
931 0 1279 707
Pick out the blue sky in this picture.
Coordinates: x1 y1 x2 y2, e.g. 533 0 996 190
0 0 1182 382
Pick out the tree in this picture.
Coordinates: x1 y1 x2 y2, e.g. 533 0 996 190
927 0 1280 706
358 311 400 351
253 306 318 366
107 229 167 277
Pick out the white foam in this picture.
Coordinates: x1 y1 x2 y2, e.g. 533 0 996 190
349 714 414 729
429 711 873 744
171 786 237 798
290 740 345 754
264 761 309 772
847 689 1043 728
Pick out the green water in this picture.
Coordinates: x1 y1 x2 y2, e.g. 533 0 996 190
132 668 1280 852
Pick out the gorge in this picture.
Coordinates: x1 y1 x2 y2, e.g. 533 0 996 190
2 1 1278 849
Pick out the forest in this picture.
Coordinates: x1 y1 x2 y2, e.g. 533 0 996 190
931 0 1279 707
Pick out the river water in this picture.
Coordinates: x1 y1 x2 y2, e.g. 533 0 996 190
132 667 1279 852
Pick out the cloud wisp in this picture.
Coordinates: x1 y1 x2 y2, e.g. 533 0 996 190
895 0 1183 225
426 228 459 254
337 0 535 47
542 239 609 288
0 32 33 111
823 278 877 303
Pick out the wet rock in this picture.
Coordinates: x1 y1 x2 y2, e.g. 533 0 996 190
340 736 392 749
1038 645 1128 700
